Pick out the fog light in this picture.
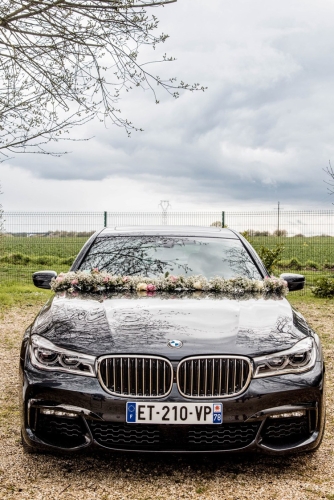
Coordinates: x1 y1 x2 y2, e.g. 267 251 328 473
269 410 306 419
40 408 78 418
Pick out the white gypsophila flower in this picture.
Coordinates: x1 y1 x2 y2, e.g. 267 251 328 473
50 270 289 298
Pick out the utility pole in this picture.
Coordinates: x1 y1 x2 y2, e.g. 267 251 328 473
273 201 283 235
158 200 171 226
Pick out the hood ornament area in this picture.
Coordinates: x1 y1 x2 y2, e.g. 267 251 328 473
168 339 183 349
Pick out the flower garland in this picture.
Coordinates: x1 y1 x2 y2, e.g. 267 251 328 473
51 269 288 297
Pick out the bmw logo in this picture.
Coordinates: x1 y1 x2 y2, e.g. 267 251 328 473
168 339 183 349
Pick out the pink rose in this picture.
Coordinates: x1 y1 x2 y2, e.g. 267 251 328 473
103 276 110 283
147 284 156 292
169 275 178 283
122 276 130 282
71 279 78 285
56 276 63 282
92 268 99 273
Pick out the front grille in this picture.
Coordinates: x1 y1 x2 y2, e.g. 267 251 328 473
35 414 87 448
98 355 173 397
89 422 260 451
90 422 160 448
262 416 310 446
177 356 251 398
188 423 260 449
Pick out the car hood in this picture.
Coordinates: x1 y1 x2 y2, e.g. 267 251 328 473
30 293 311 359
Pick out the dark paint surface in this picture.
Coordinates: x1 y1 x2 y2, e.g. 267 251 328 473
21 227 325 455
31 293 310 358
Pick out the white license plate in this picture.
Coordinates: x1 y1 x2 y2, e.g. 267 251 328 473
126 402 222 425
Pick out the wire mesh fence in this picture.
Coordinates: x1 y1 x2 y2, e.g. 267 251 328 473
224 210 334 288
1 210 334 286
224 210 334 237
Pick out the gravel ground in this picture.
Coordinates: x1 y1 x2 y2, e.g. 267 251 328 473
0 301 334 500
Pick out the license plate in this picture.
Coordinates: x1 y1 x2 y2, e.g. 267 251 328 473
126 402 222 425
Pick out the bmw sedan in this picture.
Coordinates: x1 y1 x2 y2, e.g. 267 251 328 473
20 226 325 454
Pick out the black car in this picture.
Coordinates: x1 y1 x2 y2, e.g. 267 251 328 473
20 226 325 454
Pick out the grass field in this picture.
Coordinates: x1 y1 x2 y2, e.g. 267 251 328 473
2 235 87 257
3 234 334 262
249 235 334 264
1 234 334 285
0 236 87 282
0 282 52 310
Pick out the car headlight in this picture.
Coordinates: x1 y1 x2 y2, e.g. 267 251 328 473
253 337 316 378
29 334 96 377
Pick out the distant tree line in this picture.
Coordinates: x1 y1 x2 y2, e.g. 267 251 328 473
244 229 288 237
211 222 288 236
6 231 95 237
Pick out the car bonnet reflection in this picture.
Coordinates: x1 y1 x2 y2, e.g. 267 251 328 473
31 293 309 357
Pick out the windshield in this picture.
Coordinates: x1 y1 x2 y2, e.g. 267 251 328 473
79 235 262 280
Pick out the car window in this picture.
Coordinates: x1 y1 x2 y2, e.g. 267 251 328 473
79 236 262 280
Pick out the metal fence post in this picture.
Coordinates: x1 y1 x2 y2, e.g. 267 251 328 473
104 211 107 228
222 211 225 228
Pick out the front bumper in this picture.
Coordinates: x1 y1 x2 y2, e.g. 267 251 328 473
20 358 325 455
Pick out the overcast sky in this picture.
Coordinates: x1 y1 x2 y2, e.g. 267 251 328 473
2 0 334 211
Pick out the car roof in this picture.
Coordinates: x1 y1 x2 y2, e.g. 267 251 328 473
99 226 239 239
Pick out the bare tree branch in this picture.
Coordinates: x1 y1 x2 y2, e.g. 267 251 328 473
0 0 204 158
323 160 334 199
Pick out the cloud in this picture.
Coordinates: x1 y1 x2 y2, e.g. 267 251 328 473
3 0 334 209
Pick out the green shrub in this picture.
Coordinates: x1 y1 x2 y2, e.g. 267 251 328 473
287 257 303 270
305 260 319 270
276 259 290 269
0 253 74 267
240 230 251 240
275 257 303 270
258 244 284 274
60 256 75 265
323 262 334 270
0 253 30 265
34 255 55 266
312 277 334 298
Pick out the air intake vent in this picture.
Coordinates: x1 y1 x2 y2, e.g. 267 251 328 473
98 355 173 398
177 356 252 398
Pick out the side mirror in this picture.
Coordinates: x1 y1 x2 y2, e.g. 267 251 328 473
280 273 305 292
32 270 57 289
